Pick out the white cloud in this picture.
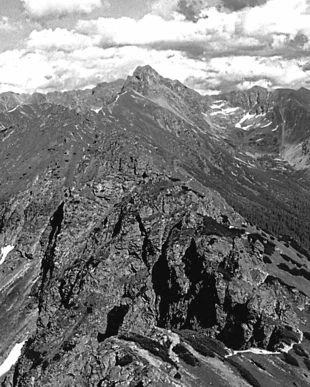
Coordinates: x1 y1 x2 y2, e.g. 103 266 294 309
151 0 223 19
75 11 253 58
74 3 310 55
76 8 247 47
0 42 208 94
2 36 309 95
150 0 180 19
27 28 98 52
149 0 310 49
21 0 107 18
0 49 54 92
76 14 206 46
1 0 310 94
271 34 289 49
0 17 18 30
242 0 310 39
202 56 310 91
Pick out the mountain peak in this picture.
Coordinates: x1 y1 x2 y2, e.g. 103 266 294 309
298 86 310 94
132 65 161 80
121 65 168 97
249 85 268 92
123 65 163 92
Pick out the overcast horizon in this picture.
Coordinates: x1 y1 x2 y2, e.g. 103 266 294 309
0 0 310 95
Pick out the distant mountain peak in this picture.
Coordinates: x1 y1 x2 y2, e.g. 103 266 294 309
248 85 268 92
132 65 161 80
297 86 310 94
122 65 164 95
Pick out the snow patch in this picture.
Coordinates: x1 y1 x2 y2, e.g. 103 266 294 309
7 106 19 113
240 124 253 130
0 245 14 265
226 348 280 357
260 121 272 128
210 110 224 116
91 107 102 113
112 90 127 106
240 112 255 123
235 112 256 129
234 156 247 164
225 329 303 358
223 107 240 113
209 106 240 116
0 341 26 377
113 94 120 104
210 102 226 109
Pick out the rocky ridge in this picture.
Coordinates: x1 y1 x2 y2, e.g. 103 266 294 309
1 66 310 386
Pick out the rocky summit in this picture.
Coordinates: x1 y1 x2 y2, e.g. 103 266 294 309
1 66 310 386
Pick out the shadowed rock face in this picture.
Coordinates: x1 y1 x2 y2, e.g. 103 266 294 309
1 66 310 386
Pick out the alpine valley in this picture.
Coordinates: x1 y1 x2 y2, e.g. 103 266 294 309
2 65 310 386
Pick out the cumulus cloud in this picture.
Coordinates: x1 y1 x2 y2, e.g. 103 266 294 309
0 45 199 93
151 0 269 20
76 15 208 46
75 10 245 51
2 36 309 95
242 0 310 38
74 2 310 58
20 0 109 18
27 28 98 52
198 55 310 92
150 0 310 47
1 0 310 94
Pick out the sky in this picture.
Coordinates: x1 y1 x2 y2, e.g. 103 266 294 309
1 0 310 94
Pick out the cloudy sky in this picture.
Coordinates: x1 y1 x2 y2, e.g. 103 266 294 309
1 0 310 94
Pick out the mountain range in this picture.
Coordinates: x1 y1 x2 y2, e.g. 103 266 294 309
1 65 310 386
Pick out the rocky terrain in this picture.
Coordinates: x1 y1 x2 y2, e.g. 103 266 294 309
1 66 310 386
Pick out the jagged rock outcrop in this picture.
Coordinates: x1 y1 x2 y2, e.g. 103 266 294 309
3 178 306 386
